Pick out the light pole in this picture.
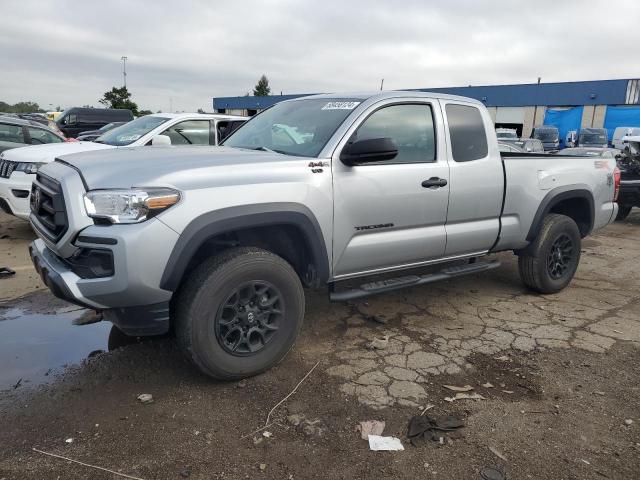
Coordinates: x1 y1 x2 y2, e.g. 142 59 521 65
121 56 128 89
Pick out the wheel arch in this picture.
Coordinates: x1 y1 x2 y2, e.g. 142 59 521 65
525 185 595 243
160 203 330 291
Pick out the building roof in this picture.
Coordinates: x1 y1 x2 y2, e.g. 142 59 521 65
214 78 640 110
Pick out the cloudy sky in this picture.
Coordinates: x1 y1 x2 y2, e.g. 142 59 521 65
1 0 638 112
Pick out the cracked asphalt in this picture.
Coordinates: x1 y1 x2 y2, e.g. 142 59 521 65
1 210 639 479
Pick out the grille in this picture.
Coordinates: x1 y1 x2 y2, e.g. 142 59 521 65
30 173 68 242
0 159 17 178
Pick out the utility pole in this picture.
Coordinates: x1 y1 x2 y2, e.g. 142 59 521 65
532 77 541 130
380 78 384 91
121 56 128 89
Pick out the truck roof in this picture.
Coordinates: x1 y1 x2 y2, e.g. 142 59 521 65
289 90 486 106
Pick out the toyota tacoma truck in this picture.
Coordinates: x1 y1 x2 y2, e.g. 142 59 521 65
28 91 619 380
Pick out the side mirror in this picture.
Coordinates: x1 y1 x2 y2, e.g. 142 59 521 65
151 134 171 146
340 137 398 165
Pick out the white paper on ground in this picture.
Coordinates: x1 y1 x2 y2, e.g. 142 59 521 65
368 435 404 451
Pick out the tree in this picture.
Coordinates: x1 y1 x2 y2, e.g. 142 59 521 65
138 109 153 116
0 100 42 113
253 75 271 96
99 86 139 115
197 108 205 114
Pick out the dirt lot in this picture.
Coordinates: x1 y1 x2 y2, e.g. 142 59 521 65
1 210 639 480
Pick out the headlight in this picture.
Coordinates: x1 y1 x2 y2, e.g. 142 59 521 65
14 162 45 174
83 188 180 224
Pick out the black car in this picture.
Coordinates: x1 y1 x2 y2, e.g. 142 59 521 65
56 108 134 138
76 122 127 141
0 116 65 153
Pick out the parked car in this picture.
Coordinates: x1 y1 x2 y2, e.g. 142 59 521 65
498 138 544 153
555 147 620 159
531 126 560 151
0 116 65 153
614 135 640 221
27 91 618 380
498 142 524 153
612 127 640 150
0 113 246 219
56 107 134 138
76 122 127 142
496 128 518 140
565 130 578 148
578 128 608 148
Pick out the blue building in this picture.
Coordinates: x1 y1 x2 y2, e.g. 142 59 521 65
213 78 640 144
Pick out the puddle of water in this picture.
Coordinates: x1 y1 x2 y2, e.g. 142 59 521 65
0 307 113 391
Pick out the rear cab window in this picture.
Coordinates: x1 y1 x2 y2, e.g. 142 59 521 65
445 104 488 162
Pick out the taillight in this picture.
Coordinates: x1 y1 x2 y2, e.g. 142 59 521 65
613 166 621 202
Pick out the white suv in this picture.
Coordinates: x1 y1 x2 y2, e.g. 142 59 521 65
0 113 246 219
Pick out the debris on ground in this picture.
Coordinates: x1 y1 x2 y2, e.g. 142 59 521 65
300 419 326 437
365 314 388 324
482 382 495 388
287 414 305 426
501 390 514 394
624 419 634 426
407 413 464 445
259 463 267 471
179 467 191 478
358 420 385 440
262 431 272 438
443 384 474 392
368 435 404 451
480 466 506 480
444 392 486 402
136 394 153 404
593 391 606 396
419 404 435 416
488 446 508 462
286 413 326 437
236 380 247 389
0 267 16 278
366 335 390 350
64 438 74 444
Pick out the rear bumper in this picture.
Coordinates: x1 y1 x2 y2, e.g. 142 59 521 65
0 173 32 220
619 180 640 207
29 238 170 336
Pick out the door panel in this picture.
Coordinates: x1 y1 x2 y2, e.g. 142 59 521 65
332 101 450 278
441 102 504 256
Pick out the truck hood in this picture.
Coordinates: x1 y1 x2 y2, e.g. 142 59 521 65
54 145 305 190
1 141 113 163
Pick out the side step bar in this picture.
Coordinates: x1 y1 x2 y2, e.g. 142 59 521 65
329 260 501 302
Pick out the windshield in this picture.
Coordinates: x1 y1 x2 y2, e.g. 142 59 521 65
96 116 169 146
579 133 607 144
533 130 558 142
222 98 362 157
496 131 517 139
98 123 115 132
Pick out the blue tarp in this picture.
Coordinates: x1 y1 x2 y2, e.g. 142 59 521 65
544 107 584 147
603 106 640 141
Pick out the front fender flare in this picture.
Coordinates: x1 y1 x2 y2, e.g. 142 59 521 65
159 203 330 291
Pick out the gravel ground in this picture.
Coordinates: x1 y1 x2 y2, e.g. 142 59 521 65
0 210 639 479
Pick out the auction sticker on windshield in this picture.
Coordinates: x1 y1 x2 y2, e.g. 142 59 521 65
321 101 360 110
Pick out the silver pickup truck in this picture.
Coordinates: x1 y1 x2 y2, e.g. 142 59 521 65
28 91 619 379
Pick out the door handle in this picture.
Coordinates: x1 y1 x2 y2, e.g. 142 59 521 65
421 177 448 188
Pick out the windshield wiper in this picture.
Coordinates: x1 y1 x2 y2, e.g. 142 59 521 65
251 146 287 155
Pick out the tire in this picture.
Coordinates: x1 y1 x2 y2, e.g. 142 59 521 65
174 247 305 380
615 206 632 221
518 214 581 294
